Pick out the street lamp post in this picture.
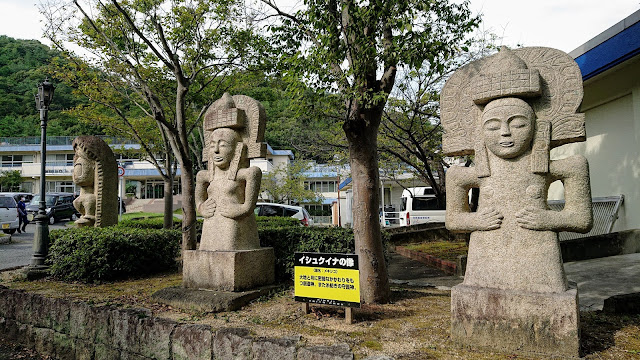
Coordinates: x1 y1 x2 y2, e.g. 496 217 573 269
27 78 55 275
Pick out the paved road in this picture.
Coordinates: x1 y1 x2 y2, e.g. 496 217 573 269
0 222 68 270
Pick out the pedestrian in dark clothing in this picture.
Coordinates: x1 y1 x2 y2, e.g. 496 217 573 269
17 197 28 233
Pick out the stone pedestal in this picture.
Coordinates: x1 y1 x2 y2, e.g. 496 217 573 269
451 284 580 358
182 249 275 292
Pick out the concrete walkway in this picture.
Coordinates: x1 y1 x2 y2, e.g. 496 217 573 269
564 253 640 311
388 251 640 311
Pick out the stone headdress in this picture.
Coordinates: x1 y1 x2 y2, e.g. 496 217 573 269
72 136 118 227
203 93 267 180
440 47 585 177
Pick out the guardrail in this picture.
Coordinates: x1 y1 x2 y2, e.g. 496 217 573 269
381 211 401 227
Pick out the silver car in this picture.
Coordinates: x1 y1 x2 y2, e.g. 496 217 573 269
254 202 314 226
0 195 19 234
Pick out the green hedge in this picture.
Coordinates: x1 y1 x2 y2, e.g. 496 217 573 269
115 215 299 231
259 226 358 281
256 215 301 228
116 216 183 230
47 227 180 283
47 215 388 284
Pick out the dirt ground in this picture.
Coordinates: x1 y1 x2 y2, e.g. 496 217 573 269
2 270 640 360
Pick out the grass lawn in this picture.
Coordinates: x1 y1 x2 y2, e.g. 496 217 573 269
403 241 468 262
119 211 165 220
2 271 639 359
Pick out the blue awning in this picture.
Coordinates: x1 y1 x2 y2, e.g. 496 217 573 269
338 177 352 190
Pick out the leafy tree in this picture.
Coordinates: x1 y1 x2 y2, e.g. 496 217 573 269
259 160 321 204
42 0 262 248
261 0 480 303
49 55 180 229
378 34 498 207
0 170 24 192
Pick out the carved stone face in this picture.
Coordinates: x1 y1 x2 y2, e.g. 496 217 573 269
210 128 239 170
72 153 95 186
481 98 535 159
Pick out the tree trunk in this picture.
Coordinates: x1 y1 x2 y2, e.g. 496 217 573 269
163 155 174 229
344 108 391 304
180 161 197 250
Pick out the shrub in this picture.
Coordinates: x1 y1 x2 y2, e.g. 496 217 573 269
259 226 359 281
116 216 183 230
47 227 180 283
255 216 301 228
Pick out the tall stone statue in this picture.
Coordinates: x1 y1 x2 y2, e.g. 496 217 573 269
72 136 118 227
183 93 275 291
442 47 593 358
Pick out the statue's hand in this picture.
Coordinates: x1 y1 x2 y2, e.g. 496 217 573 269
474 207 503 231
516 206 550 230
199 198 216 218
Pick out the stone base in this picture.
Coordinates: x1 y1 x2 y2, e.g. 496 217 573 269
151 285 280 313
22 265 49 281
182 248 275 292
451 284 580 358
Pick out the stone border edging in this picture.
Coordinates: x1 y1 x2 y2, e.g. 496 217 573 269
395 246 457 275
0 285 381 360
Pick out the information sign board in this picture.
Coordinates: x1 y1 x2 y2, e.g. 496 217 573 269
294 252 360 308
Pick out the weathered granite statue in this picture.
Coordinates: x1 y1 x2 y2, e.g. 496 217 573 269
183 93 274 291
72 136 118 227
442 47 593 358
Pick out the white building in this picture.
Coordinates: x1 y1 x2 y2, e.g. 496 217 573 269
549 9 640 232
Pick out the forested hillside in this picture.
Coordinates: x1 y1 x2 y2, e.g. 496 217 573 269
0 35 104 137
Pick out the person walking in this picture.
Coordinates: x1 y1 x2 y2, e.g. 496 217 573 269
17 197 28 233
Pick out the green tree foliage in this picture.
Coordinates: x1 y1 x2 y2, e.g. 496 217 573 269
0 170 24 192
261 0 480 303
259 160 321 204
42 0 265 249
0 35 104 137
0 35 102 137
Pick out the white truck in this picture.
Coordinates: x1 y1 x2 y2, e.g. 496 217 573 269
398 187 445 226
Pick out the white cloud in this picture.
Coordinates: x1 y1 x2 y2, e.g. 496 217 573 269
0 0 47 43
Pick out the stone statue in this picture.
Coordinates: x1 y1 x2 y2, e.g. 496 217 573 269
441 47 593 357
183 93 274 292
194 95 264 251
72 136 118 227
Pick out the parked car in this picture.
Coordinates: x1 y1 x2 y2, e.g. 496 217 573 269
398 187 446 226
0 194 19 234
254 202 314 226
26 192 78 225
0 192 34 204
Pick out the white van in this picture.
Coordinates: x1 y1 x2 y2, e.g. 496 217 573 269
398 187 445 226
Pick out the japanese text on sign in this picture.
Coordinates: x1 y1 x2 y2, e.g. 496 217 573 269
294 252 360 308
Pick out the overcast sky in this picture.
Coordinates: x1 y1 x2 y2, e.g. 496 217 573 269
1 0 639 53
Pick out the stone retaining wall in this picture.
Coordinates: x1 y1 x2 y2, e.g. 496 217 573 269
384 223 468 245
560 229 640 262
394 246 457 275
0 285 362 360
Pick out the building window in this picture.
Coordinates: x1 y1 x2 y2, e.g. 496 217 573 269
144 179 182 199
46 181 76 194
304 180 337 193
1 154 33 167
304 204 333 224
46 154 74 166
20 181 33 193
